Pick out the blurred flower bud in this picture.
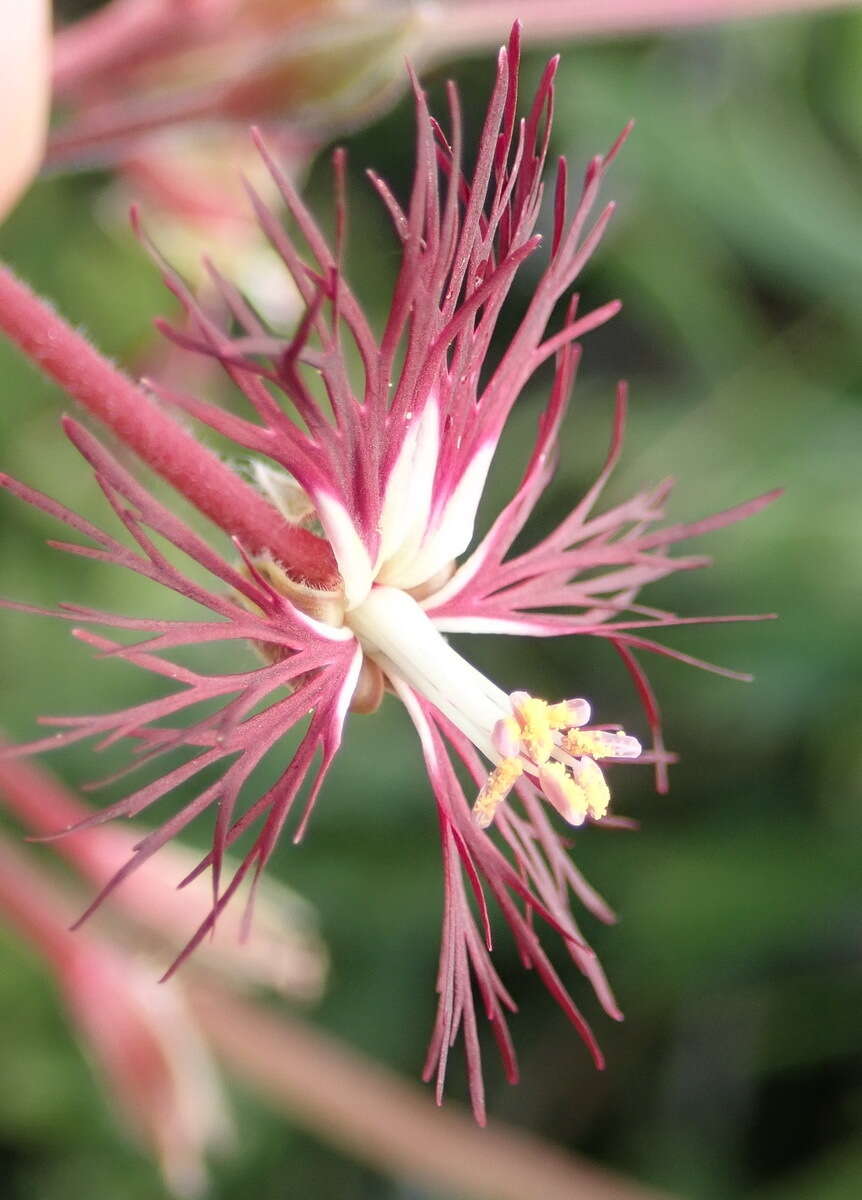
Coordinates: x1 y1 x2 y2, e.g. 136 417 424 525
61 947 233 1197
0 835 231 1197
0 754 328 1000
79 821 330 1002
101 127 307 327
50 1 438 167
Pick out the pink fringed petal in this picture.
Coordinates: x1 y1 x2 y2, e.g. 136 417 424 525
127 26 625 600
397 682 611 1123
1 421 357 961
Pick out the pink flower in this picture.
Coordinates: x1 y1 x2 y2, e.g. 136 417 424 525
0 25 775 1120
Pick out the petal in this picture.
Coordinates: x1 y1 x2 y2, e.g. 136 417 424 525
385 442 496 591
311 490 375 609
376 395 440 575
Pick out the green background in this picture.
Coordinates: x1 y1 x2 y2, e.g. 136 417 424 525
1 4 861 1198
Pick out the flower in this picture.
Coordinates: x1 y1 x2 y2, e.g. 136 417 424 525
42 0 844 353
0 24 776 1120
50 1 432 326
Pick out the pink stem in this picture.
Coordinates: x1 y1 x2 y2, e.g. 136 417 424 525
0 265 338 588
191 982 674 1200
427 0 850 55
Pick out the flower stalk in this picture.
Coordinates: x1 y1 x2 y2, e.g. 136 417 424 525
191 980 675 1200
0 264 337 586
428 0 850 55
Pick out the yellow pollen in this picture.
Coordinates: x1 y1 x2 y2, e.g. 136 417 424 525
512 695 555 765
476 691 630 832
546 701 578 729
497 715 521 754
575 756 612 821
472 757 523 829
538 760 589 825
563 729 626 760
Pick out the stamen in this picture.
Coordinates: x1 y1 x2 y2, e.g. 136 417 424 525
570 756 611 821
475 690 641 830
473 757 523 829
564 729 642 760
510 691 555 764
344 587 640 833
546 697 591 729
538 761 589 825
491 716 521 758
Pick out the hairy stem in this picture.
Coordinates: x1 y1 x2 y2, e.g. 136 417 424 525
0 265 338 587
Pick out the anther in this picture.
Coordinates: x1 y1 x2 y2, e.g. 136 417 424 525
563 729 641 760
473 757 523 829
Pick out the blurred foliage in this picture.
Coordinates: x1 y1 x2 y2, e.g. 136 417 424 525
2 7 862 1200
